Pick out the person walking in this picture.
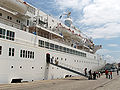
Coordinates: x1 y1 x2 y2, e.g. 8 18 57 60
110 71 112 79
105 70 108 78
84 68 87 76
93 71 96 80
108 71 111 79
88 69 92 80
98 71 101 78
117 68 119 75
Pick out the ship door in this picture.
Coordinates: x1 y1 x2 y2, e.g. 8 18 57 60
46 53 50 63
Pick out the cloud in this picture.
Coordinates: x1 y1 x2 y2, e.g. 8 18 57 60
54 0 120 39
81 0 120 26
96 49 110 55
97 49 120 63
104 55 120 63
80 0 120 39
54 0 92 10
84 23 120 39
108 44 119 47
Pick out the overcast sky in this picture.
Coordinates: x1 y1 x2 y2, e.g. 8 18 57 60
25 0 120 63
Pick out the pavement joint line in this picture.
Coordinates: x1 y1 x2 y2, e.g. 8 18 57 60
92 75 120 90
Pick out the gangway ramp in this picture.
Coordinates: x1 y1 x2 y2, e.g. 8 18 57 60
50 62 88 78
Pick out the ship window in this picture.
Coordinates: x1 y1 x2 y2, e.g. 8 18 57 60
80 52 82 56
7 16 9 19
32 52 34 59
12 48 14 56
63 47 66 52
76 51 78 55
23 50 25 58
0 13 2 16
70 49 72 54
66 48 69 53
10 17 12 20
16 20 19 23
39 40 44 47
72 50 74 54
59 46 62 51
27 20 29 26
6 30 15 41
0 28 5 39
55 45 59 51
78 52 80 56
45 42 49 49
20 50 22 57
0 46 2 55
11 66 14 68
50 43 54 50
9 48 14 56
25 51 27 58
9 48 11 56
30 51 32 58
28 51 30 58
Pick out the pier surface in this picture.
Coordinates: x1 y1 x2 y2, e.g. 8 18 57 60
0 72 120 90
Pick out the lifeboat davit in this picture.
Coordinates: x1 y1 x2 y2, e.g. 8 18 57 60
0 0 27 15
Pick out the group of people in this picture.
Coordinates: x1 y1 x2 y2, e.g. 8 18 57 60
105 68 120 79
84 68 101 80
84 68 120 80
105 70 112 79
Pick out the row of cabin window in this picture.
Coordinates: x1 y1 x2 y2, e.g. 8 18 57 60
38 40 86 57
0 46 34 59
0 47 14 56
74 60 97 64
20 50 34 59
0 28 15 41
0 13 21 24
9 48 15 56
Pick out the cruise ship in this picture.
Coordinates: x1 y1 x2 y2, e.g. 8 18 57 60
0 0 105 83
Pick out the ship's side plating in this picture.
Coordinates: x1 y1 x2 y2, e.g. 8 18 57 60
0 0 105 83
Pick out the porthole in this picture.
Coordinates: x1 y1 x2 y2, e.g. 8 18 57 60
11 66 14 68
41 67 42 69
65 58 66 61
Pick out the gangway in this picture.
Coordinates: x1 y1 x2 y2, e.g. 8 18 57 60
50 62 88 78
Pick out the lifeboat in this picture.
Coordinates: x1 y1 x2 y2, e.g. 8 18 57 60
0 0 27 15
71 30 82 41
57 23 72 37
59 27 72 37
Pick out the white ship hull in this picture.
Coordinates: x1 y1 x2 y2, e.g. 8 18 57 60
0 23 105 83
0 0 105 83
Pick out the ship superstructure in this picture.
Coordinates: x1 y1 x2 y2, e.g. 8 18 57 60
0 0 105 83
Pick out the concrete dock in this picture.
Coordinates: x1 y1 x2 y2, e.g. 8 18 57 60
0 72 120 90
